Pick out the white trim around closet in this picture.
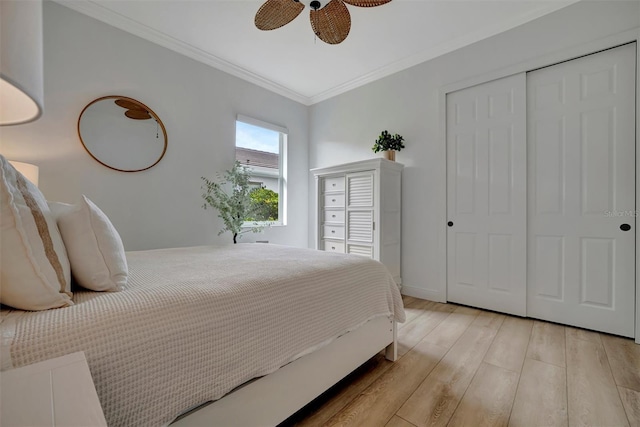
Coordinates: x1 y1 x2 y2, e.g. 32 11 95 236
436 27 640 343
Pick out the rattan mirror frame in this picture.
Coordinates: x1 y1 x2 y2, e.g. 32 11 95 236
78 96 168 172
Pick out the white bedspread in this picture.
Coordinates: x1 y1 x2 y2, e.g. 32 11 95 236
1 244 404 426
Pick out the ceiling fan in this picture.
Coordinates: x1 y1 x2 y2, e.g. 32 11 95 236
255 0 391 45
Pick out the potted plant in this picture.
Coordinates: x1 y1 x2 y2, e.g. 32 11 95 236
372 130 405 161
201 161 264 244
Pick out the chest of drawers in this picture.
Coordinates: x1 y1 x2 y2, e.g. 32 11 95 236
312 158 403 286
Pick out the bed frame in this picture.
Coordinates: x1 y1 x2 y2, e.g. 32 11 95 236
172 315 397 426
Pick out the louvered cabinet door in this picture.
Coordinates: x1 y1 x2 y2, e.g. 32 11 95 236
346 171 375 258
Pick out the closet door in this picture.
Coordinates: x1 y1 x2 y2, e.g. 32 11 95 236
446 73 527 316
527 43 636 337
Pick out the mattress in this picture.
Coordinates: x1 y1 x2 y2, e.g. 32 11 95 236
0 244 404 426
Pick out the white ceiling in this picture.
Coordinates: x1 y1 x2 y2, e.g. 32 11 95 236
55 0 578 105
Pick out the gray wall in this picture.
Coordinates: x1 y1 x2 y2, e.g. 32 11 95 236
308 1 640 299
0 1 309 250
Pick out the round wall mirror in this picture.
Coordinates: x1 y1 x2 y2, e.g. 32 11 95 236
78 96 167 172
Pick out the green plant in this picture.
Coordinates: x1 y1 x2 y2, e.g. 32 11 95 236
201 161 263 244
248 187 279 221
372 130 405 153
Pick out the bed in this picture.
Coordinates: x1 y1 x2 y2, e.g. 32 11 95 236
0 243 405 426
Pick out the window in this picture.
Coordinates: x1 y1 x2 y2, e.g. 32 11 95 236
235 115 287 225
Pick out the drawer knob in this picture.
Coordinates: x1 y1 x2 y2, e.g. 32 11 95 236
331 230 335 233
332 183 336 187
332 214 336 218
331 246 336 250
332 199 336 202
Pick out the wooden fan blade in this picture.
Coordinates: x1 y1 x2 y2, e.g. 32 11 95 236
342 0 390 7
255 0 304 30
125 109 152 120
114 99 145 111
310 0 351 45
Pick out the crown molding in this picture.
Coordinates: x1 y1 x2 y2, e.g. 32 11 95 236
308 0 580 105
53 0 312 105
54 0 578 107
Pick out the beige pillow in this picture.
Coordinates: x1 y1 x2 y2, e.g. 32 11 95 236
0 156 73 310
54 196 127 292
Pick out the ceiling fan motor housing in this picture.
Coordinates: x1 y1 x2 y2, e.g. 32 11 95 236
296 0 328 10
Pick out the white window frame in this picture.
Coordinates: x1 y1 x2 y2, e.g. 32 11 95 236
236 115 288 227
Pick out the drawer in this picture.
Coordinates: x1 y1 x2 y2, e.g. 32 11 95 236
323 176 345 193
323 225 345 239
323 209 345 224
323 240 345 253
323 193 345 208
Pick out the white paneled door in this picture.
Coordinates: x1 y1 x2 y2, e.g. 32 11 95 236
446 73 528 316
527 43 636 337
447 43 636 337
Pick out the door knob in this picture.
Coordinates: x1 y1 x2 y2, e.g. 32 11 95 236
620 223 631 231
448 221 454 227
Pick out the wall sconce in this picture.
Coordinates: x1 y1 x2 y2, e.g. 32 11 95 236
0 0 44 126
9 161 39 188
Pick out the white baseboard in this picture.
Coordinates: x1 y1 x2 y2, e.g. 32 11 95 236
401 285 445 303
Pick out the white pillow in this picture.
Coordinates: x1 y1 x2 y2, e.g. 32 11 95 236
48 200 75 222
54 196 127 292
0 156 73 310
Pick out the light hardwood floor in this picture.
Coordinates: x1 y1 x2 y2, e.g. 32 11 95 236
283 296 640 427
